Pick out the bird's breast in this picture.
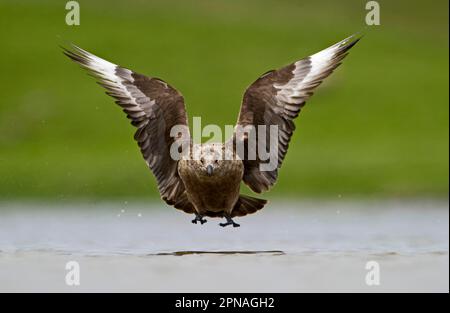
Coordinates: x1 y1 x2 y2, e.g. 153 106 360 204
178 160 243 212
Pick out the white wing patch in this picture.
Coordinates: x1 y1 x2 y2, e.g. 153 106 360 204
68 46 140 108
274 35 357 106
302 36 352 84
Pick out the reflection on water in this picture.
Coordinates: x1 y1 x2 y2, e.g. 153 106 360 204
154 250 285 256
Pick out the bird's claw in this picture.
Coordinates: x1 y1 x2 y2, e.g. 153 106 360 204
219 216 240 227
192 215 207 225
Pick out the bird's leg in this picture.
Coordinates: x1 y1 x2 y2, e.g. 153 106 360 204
219 215 240 228
191 213 207 225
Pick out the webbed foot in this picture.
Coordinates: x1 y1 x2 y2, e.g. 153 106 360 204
191 214 207 225
219 216 240 227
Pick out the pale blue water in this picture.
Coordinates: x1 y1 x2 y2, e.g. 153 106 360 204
0 200 448 292
0 200 447 256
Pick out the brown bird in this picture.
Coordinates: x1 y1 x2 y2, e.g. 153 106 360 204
63 34 360 227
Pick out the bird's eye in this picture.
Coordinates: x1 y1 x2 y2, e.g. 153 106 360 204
214 160 219 164
200 158 205 164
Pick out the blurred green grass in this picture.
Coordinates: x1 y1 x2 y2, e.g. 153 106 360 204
0 0 448 200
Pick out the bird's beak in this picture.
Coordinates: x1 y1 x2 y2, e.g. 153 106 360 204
206 164 214 176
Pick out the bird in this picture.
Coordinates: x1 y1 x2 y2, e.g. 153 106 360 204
63 34 360 227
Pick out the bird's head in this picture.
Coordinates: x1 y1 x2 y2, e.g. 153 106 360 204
191 143 227 177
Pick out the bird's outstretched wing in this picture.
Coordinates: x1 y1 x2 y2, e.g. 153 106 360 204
232 34 360 193
63 45 189 204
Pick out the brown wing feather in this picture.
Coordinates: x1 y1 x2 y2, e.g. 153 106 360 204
63 45 190 205
234 35 360 193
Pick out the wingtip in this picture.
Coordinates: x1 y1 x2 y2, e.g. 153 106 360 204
58 39 79 53
61 42 93 58
60 42 78 58
62 42 99 66
332 33 363 55
59 43 72 56
340 32 363 48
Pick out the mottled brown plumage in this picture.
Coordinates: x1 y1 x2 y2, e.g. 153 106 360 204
63 34 360 227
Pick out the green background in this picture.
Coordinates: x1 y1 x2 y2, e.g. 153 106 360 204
0 0 448 200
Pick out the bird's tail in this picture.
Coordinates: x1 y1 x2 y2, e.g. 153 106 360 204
232 195 267 217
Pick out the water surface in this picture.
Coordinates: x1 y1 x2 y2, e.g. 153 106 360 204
0 200 448 292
